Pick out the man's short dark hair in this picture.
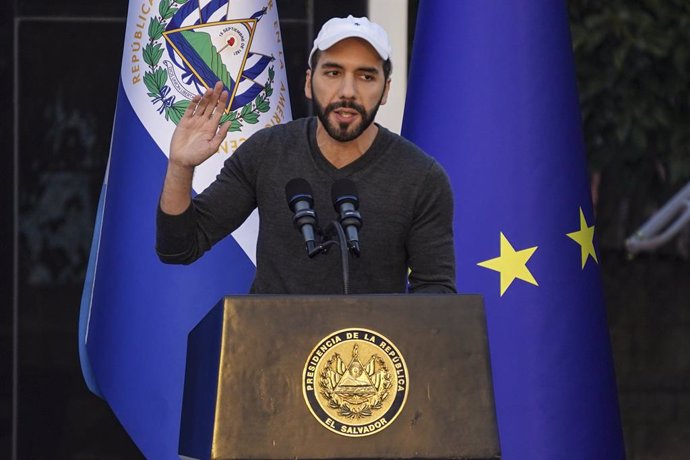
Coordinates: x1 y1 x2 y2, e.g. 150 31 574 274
310 49 392 81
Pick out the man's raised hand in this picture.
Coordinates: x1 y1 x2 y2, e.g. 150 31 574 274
160 82 230 215
169 81 231 169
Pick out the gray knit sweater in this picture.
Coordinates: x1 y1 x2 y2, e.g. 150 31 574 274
156 117 456 294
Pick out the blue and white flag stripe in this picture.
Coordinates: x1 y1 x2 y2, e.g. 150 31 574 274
79 1 291 457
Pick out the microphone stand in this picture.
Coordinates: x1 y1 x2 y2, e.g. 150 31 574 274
307 221 353 295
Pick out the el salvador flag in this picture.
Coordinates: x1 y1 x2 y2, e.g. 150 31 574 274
402 1 625 459
78 1 291 457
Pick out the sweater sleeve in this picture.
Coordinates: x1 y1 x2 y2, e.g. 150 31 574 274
156 132 264 265
406 161 457 293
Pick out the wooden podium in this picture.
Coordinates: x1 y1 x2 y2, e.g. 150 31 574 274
179 295 500 460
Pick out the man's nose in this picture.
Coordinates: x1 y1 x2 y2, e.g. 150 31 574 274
338 74 356 99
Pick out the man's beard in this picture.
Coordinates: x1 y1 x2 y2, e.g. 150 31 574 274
311 85 384 142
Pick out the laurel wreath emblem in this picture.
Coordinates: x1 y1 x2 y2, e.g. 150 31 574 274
319 347 392 420
142 0 274 130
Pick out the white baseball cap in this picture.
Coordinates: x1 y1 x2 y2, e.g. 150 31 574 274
309 15 392 68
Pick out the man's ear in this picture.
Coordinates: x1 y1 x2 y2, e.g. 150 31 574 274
304 69 312 100
380 78 391 106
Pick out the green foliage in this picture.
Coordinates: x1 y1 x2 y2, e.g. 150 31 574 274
570 0 690 189
255 95 270 113
143 43 164 68
143 68 168 96
148 18 164 42
242 112 259 124
166 100 190 125
240 103 252 118
228 119 242 132
159 0 177 20
219 111 242 131
220 111 237 123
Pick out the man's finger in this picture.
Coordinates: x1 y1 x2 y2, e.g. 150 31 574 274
210 90 230 123
199 82 224 119
207 82 225 118
183 94 201 120
210 121 231 149
195 86 215 117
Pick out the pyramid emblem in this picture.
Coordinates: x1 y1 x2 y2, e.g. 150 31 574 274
163 18 258 112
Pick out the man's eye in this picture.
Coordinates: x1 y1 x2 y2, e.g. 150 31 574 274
325 70 340 77
361 74 375 81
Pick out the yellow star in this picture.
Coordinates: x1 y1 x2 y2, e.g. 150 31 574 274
477 232 539 296
566 207 598 269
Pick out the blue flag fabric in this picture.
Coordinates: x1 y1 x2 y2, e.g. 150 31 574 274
402 1 625 458
78 1 292 457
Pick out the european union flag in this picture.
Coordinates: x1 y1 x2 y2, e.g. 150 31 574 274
78 1 291 457
402 1 625 458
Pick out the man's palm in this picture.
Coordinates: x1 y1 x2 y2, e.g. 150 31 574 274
170 82 230 168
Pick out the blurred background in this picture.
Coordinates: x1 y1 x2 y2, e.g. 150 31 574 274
1 0 689 458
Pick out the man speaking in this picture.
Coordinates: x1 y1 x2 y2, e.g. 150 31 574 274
156 15 456 294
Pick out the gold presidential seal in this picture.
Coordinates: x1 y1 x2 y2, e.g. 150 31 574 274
302 328 409 437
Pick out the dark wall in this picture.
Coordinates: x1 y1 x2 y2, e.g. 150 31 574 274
603 250 690 459
1 0 15 457
12 4 142 458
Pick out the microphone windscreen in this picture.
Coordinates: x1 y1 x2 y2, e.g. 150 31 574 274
331 179 359 209
285 178 313 209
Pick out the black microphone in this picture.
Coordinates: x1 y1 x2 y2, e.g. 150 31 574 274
285 178 318 255
331 179 363 256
